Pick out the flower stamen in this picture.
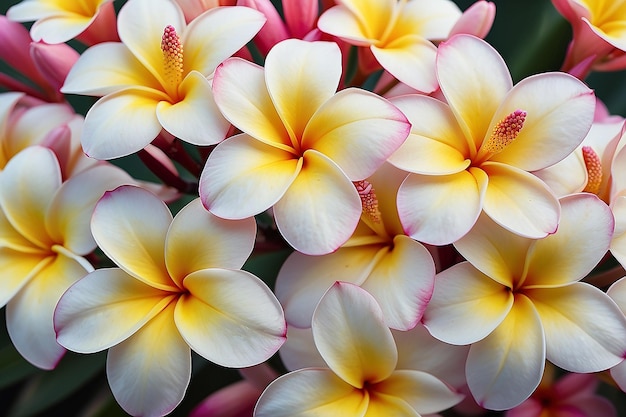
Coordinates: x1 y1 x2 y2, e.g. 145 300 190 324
354 180 381 224
582 146 602 195
483 109 527 155
161 25 184 88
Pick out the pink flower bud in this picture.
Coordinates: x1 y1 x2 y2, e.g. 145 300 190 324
30 42 80 98
237 0 289 55
449 1 496 39
282 0 318 39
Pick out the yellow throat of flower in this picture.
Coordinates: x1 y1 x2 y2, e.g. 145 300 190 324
582 145 602 195
161 25 184 89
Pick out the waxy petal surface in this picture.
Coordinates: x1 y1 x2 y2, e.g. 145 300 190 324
466 294 545 410
312 282 397 388
91 186 176 291
30 14 96 44
176 269 286 367
107 303 191 417
528 283 626 372
316 5 377 45
0 249 49 308
273 150 361 255
423 262 513 345
55 268 174 353
200 134 300 219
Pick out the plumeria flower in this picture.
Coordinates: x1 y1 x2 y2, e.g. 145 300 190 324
505 364 617 417
199 39 410 255
553 0 626 77
317 0 462 92
0 146 135 369
255 282 463 416
6 0 118 45
388 34 595 245
275 162 435 330
61 0 266 159
423 193 626 410
54 185 286 417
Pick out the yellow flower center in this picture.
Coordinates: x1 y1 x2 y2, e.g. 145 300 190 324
161 25 184 89
582 145 603 195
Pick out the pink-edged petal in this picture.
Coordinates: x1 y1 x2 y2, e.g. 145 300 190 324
608 276 626 314
45 164 134 255
279 325 327 372
374 370 463 415
361 235 435 330
275 245 382 328
490 73 595 171
183 6 265 74
116 0 186 85
107 303 191 417
527 283 626 372
82 88 166 159
388 95 470 175
466 294 545 410
0 249 50 307
255 369 368 417
0 146 60 249
303 88 410 180
312 282 397 387
55 268 175 353
437 35 512 151
175 269 286 367
273 150 361 255
371 36 439 93
91 185 176 291
610 194 626 268
523 193 613 288
610 360 626 392
156 71 230 145
7 253 90 369
165 198 256 286
199 134 300 219
454 212 531 288
423 262 514 345
265 39 341 141
29 14 95 44
481 162 560 239
61 43 161 96
212 58 291 150
397 168 487 246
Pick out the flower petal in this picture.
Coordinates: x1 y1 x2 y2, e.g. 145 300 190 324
466 294 545 410
107 303 191 417
7 253 89 369
55 268 174 353
523 193 613 287
199 134 300 219
437 34 512 152
312 282 397 388
255 369 368 417
175 269 286 367
273 150 361 255
528 283 626 372
397 168 486 245
0 249 49 307
265 39 341 141
388 94 470 175
490 72 595 171
423 262 513 345
82 88 165 159
304 88 410 180
91 185 176 291
481 162 560 239
29 14 94 44
610 194 626 268
279 325 327 372
317 5 374 45
610 360 626 392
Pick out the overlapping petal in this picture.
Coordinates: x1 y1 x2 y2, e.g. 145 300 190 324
91 185 176 291
107 303 191 417
54 268 175 353
175 269 286 367
312 282 397 388
316 5 374 45
610 194 626 267
466 294 545 410
273 150 361 255
199 134 301 219
391 0 461 41
528 283 626 372
279 325 326 371
29 14 99 44
423 262 514 345
0 249 51 307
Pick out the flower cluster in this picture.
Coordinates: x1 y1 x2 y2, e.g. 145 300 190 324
1 0 626 416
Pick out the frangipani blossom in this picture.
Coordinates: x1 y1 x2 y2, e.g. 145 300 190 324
423 193 626 410
54 186 286 417
6 0 118 45
275 162 435 330
255 282 463 417
199 39 410 255
61 0 266 159
0 146 135 369
317 0 462 92
388 34 595 245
